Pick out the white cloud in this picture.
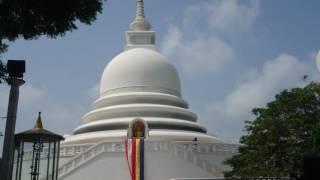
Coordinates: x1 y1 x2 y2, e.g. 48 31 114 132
161 0 259 75
88 83 100 101
0 84 87 156
40 103 85 135
0 86 9 114
19 84 46 109
181 0 259 33
0 83 86 136
160 0 319 144
206 0 259 33
160 0 265 142
225 54 308 117
161 25 182 57
179 36 234 73
162 30 234 74
0 82 88 154
202 54 316 143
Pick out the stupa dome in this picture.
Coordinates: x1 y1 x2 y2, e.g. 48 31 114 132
63 0 222 145
100 48 181 96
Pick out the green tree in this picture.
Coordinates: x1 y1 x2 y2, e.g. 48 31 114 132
0 0 104 82
0 60 6 83
224 82 320 178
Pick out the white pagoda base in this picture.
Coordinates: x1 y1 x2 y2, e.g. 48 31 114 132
57 141 238 180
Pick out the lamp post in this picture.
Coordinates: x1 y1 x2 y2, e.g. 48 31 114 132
13 112 64 180
0 60 25 180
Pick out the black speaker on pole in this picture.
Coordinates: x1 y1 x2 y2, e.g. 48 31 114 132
303 153 320 180
7 60 25 78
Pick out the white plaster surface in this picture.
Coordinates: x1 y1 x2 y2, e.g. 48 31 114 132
100 48 181 95
58 143 230 180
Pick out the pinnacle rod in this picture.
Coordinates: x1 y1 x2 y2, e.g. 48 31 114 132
136 0 145 18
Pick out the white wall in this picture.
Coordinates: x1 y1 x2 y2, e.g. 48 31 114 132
61 150 213 180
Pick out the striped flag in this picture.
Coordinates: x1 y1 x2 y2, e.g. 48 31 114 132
125 138 145 180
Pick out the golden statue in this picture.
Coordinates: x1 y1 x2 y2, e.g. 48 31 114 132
132 121 145 139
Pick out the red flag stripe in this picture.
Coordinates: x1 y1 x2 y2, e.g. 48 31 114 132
132 138 136 180
124 139 133 179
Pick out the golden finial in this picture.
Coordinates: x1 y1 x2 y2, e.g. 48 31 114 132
33 112 43 129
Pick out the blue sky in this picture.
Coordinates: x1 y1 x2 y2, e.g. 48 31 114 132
1 0 320 150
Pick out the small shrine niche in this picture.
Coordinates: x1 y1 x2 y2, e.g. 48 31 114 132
127 118 149 139
133 121 145 138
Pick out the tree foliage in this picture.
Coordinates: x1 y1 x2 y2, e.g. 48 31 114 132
0 60 7 83
0 0 104 82
224 82 320 178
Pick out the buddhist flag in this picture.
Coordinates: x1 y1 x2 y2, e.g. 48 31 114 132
125 138 145 180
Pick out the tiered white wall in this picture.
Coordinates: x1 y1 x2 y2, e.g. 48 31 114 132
60 149 213 180
57 141 239 180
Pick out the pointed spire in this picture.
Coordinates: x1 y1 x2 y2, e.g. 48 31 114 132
136 0 145 18
33 112 43 129
130 0 151 31
125 0 155 50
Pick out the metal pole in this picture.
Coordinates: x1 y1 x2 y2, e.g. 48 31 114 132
0 78 25 180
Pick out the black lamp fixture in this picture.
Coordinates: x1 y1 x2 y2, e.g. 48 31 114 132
7 60 25 79
13 112 64 180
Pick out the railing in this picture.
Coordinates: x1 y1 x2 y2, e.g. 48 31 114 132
171 142 239 177
58 141 124 179
174 142 239 154
172 143 224 177
57 141 239 179
225 178 294 180
59 143 93 157
21 143 93 161
58 141 173 179
171 178 294 180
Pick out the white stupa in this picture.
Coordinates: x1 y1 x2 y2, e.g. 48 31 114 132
57 1 239 179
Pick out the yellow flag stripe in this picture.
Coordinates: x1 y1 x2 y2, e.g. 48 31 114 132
135 139 140 180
